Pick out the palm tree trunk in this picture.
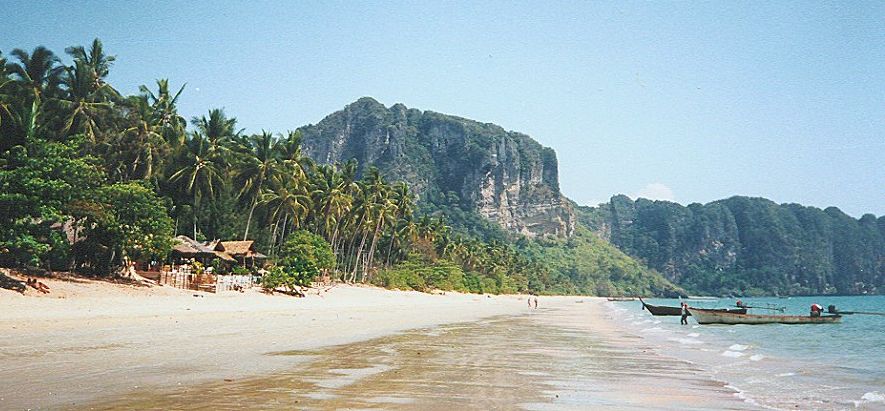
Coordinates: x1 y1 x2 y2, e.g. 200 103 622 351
270 216 280 258
365 219 383 281
243 200 257 241
352 230 370 283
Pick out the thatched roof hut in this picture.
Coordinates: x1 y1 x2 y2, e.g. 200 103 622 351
213 240 267 267
171 236 216 259
214 241 266 259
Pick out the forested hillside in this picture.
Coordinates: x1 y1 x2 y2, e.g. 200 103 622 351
582 195 884 296
0 39 682 297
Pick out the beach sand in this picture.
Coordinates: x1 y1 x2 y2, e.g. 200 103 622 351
0 276 753 410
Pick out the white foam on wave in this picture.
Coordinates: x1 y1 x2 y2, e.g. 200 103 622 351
653 320 662 324
687 333 700 337
728 344 749 351
749 354 765 361
854 391 885 407
722 350 745 358
668 337 704 345
691 325 700 329
641 327 665 333
776 372 795 377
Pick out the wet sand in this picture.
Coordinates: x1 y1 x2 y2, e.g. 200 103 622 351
81 300 755 410
0 280 525 410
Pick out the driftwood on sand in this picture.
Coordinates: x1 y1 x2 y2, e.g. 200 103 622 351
0 271 27 293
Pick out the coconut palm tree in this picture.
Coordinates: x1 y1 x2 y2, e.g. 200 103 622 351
7 46 63 100
237 131 281 240
64 38 115 89
55 59 118 142
4 47 62 145
169 133 225 238
261 173 311 255
139 79 186 148
110 95 170 180
192 108 241 157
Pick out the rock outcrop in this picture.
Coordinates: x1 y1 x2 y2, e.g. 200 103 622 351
298 97 575 238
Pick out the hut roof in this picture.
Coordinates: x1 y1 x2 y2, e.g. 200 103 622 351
172 236 215 256
213 251 237 262
216 241 256 256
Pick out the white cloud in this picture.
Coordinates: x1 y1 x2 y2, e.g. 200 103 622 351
634 183 675 202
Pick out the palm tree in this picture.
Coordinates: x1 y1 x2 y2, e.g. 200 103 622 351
55 59 118 142
169 133 225 238
8 46 63 100
139 79 186 148
237 131 280 240
310 164 352 243
385 182 414 265
278 130 311 182
192 108 242 156
4 47 62 144
65 38 115 89
112 95 170 180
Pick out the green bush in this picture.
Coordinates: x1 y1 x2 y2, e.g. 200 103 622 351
263 230 334 293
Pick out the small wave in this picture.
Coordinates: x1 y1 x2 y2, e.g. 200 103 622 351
722 350 745 358
668 337 704 345
641 327 665 333
653 320 662 324
854 391 885 407
749 354 765 361
728 344 749 351
776 372 795 377
687 333 700 337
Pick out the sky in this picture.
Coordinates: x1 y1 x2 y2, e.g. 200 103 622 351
2 1 883 217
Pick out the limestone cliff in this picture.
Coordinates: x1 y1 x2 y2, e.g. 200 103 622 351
298 97 575 238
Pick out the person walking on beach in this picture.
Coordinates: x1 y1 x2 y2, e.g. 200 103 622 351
680 302 689 325
533 296 538 309
528 296 533 308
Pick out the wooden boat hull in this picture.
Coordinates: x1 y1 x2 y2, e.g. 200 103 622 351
688 308 842 325
639 298 746 316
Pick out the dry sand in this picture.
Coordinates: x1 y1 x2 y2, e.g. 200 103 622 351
0 276 753 410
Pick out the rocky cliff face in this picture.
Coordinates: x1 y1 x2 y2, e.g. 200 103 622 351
298 97 575 238
581 195 884 296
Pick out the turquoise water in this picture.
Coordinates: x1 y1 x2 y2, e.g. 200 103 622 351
610 295 885 410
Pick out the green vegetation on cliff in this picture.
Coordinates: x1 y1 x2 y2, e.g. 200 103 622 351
583 195 884 296
298 97 574 239
1 40 676 297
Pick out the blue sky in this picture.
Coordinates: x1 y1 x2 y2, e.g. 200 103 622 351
3 1 883 216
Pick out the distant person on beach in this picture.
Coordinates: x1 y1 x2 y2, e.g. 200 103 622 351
533 297 538 309
680 302 689 325
528 297 532 308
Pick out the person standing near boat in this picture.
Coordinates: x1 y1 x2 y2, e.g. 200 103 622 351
680 302 689 325
810 303 823 317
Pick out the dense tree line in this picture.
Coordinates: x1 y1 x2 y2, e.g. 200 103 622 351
0 39 577 294
583 195 884 296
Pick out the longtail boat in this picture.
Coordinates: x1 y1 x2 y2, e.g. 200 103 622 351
688 308 841 325
639 298 747 316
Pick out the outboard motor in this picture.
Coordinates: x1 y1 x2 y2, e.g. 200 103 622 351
827 304 838 314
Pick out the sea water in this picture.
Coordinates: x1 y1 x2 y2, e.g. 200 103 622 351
612 295 885 410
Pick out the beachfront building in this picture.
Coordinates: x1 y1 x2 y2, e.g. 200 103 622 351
157 237 267 292
211 241 267 268
169 235 218 265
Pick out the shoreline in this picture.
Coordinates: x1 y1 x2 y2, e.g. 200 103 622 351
0 276 751 410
